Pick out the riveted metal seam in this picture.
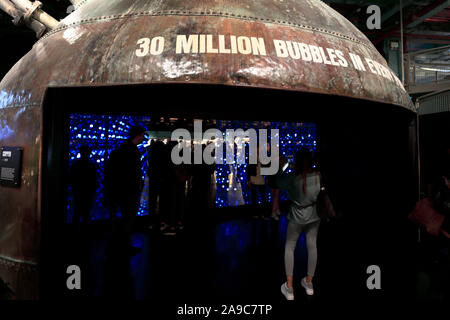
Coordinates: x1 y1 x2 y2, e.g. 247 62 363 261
0 102 41 110
0 254 39 267
42 10 372 49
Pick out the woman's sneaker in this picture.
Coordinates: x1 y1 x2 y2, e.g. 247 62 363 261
281 282 294 300
301 277 314 295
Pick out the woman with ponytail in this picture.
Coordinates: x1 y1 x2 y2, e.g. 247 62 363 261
277 149 322 299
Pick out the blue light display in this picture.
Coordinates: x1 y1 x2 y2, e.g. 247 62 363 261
68 114 151 222
214 120 316 207
67 114 316 222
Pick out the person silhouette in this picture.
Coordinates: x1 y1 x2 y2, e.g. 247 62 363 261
190 143 215 221
147 139 166 230
69 145 98 229
247 148 269 219
277 149 322 299
104 125 146 255
163 140 188 235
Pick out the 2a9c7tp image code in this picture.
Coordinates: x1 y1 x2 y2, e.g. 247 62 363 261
0 0 449 310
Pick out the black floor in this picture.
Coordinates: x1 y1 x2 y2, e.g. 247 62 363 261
54 210 449 304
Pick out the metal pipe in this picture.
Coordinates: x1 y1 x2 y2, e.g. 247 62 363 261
0 0 46 37
416 112 421 243
0 0 23 25
69 0 84 5
9 0 59 30
30 7 59 29
25 17 46 38
400 0 405 85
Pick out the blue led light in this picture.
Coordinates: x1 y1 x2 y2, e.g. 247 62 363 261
68 113 151 222
214 120 316 207
68 115 316 220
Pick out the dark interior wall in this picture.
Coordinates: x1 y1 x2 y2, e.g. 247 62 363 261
40 84 418 300
318 108 418 300
419 112 450 196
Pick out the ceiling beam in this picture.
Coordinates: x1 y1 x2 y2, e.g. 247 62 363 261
373 0 449 44
406 0 450 28
381 0 415 23
366 31 450 40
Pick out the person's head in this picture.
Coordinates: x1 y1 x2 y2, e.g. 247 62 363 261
294 148 316 194
79 145 92 159
294 148 314 175
128 125 146 145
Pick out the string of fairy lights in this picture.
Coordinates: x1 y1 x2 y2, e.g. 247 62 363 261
67 114 316 222
214 120 316 208
68 114 151 221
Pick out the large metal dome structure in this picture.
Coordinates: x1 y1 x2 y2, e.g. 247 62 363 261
1 0 413 108
0 0 415 299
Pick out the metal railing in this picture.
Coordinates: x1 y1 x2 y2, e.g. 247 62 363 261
405 45 450 94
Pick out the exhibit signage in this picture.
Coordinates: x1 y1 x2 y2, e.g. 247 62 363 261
0 146 23 187
134 33 405 89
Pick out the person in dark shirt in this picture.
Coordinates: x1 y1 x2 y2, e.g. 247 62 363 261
104 125 146 253
147 139 170 230
69 145 98 228
190 144 215 211
147 140 161 213
161 140 188 235
247 150 269 220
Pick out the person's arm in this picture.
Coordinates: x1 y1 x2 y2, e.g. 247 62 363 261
274 155 291 190
276 170 294 191
441 229 450 239
319 172 325 191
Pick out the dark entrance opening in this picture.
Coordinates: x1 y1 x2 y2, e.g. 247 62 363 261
41 84 418 302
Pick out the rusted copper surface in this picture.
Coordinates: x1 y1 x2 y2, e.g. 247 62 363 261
1 0 413 110
0 105 40 299
0 0 414 298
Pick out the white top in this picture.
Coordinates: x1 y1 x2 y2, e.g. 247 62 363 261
277 171 321 225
